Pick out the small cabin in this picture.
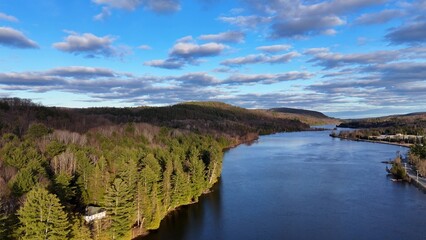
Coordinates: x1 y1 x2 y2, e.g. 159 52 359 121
84 206 106 223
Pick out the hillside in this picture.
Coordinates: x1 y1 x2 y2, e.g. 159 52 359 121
0 98 311 146
339 112 426 134
332 112 426 146
270 107 328 119
269 107 340 126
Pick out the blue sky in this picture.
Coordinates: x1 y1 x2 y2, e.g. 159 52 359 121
0 0 425 118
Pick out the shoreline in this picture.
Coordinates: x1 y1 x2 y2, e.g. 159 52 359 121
341 136 426 192
134 179 222 239
332 136 411 148
134 133 263 239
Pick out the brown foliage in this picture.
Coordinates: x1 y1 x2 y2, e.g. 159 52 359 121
50 149 77 176
52 130 87 146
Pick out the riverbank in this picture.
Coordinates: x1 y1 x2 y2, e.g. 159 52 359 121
135 133 262 239
331 135 411 148
403 164 426 192
342 136 426 192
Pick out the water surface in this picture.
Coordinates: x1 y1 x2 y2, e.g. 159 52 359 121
144 130 426 240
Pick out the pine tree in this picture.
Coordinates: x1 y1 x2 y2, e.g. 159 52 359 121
171 159 191 208
188 146 206 199
17 187 71 240
0 199 7 238
70 217 92 240
162 159 173 212
103 178 133 240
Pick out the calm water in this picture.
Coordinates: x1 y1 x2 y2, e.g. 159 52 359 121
143 130 426 240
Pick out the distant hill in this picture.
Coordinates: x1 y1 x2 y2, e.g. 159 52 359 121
338 112 426 134
269 107 339 126
401 112 426 117
0 98 310 142
270 107 329 119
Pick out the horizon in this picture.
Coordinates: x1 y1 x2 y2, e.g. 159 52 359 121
0 0 425 118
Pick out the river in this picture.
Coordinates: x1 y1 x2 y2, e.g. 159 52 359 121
143 129 426 240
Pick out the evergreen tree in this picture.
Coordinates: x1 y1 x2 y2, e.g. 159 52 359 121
103 178 133 240
70 217 92 240
0 199 7 239
17 187 70 240
188 146 206 199
162 158 173 212
139 165 160 229
11 159 46 196
171 159 191 208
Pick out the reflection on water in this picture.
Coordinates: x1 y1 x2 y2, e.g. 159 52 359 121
143 130 426 240
142 181 222 240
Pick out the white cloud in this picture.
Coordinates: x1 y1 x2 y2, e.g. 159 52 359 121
0 27 38 49
198 31 245 43
138 44 152 50
53 32 129 58
170 42 227 59
221 52 300 66
256 44 292 53
93 0 180 15
0 12 18 22
218 15 272 28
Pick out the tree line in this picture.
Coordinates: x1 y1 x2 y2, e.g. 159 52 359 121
0 123 227 239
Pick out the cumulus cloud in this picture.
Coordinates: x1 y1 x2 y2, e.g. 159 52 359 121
138 44 152 50
223 71 313 85
0 66 152 96
271 15 345 39
144 59 185 69
0 66 227 105
145 38 227 69
0 27 38 49
176 35 193 43
218 15 272 28
93 0 180 16
305 48 400 69
385 21 426 45
174 72 220 86
170 42 226 59
46 66 119 78
0 65 315 106
198 31 245 43
365 62 426 83
53 32 129 58
305 59 426 117
0 12 18 22
221 51 300 66
0 72 65 87
240 0 384 38
93 7 111 21
355 9 404 25
93 0 142 10
256 44 292 53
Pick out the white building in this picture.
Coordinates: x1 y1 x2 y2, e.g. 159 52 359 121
84 206 106 223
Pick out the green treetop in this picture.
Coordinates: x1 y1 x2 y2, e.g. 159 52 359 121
17 186 70 240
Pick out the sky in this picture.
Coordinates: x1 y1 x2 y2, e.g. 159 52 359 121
0 0 425 118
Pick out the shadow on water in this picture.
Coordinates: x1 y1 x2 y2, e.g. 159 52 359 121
140 179 222 240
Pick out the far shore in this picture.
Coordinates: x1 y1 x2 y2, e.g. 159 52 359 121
334 136 411 148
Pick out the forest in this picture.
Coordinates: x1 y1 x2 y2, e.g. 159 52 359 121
338 112 426 136
409 144 426 177
331 112 426 145
0 98 310 239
